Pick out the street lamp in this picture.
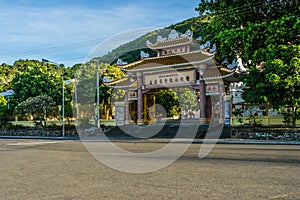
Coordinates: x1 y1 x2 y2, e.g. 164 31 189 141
96 63 105 128
42 59 65 137
74 72 78 124
96 64 100 128
96 62 106 129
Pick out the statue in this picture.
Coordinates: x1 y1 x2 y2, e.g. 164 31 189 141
236 56 248 73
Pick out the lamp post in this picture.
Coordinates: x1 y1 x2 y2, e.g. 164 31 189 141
96 63 105 129
42 59 65 137
96 64 100 128
74 72 78 124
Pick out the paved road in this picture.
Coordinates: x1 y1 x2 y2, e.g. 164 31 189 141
0 139 299 200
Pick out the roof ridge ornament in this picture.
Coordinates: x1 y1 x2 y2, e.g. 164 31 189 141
146 40 152 46
157 35 167 42
200 40 210 50
196 36 202 41
184 29 193 37
103 76 114 83
117 58 128 66
209 43 217 53
140 50 150 59
227 59 237 69
230 82 245 89
221 58 228 65
168 29 179 40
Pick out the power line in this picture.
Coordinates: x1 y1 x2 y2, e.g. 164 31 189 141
1 3 297 63
0 26 167 58
215 3 265 18
0 4 266 59
198 2 300 39
216 1 264 16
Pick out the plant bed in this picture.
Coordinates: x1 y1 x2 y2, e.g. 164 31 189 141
0 126 79 138
231 126 300 141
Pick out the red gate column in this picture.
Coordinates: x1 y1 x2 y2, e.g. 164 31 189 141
125 90 130 124
200 77 207 124
137 72 144 124
219 81 225 124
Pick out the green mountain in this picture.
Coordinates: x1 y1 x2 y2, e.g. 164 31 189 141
91 17 209 65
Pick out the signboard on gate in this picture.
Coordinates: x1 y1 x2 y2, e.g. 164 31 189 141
205 83 220 95
128 91 137 100
144 70 195 87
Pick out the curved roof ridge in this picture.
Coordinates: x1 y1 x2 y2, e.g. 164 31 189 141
148 36 194 49
121 50 209 69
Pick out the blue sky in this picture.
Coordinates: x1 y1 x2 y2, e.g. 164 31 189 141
0 0 199 67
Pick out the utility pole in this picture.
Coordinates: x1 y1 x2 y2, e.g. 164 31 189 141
62 73 65 137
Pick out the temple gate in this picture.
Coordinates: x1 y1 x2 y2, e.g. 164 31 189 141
107 29 239 125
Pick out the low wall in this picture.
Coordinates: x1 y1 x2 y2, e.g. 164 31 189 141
231 116 299 126
0 128 78 137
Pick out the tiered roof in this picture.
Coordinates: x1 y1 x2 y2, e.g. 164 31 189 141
122 50 214 72
147 37 193 50
106 29 239 88
105 76 136 88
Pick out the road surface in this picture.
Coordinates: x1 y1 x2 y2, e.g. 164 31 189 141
0 139 299 199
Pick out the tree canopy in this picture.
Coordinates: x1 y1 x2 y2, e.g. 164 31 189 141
14 95 55 128
156 90 180 117
12 60 63 105
0 95 8 125
196 0 299 62
196 0 300 126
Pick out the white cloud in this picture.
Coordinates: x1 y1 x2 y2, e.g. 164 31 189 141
0 1 198 66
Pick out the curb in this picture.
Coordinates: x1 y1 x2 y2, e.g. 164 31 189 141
0 136 299 145
0 136 79 140
144 138 300 145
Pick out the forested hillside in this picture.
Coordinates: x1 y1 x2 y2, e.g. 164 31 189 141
93 17 209 65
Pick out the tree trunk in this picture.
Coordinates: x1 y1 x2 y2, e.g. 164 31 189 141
106 108 111 120
292 106 297 128
43 117 47 128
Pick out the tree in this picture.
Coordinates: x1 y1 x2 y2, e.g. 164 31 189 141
0 95 7 105
0 95 8 125
196 0 300 127
76 62 125 119
156 90 180 117
14 95 55 128
242 45 300 127
196 0 299 62
177 89 199 119
11 60 63 105
0 63 18 92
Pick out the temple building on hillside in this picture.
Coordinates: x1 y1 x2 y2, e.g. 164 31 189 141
107 29 240 125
